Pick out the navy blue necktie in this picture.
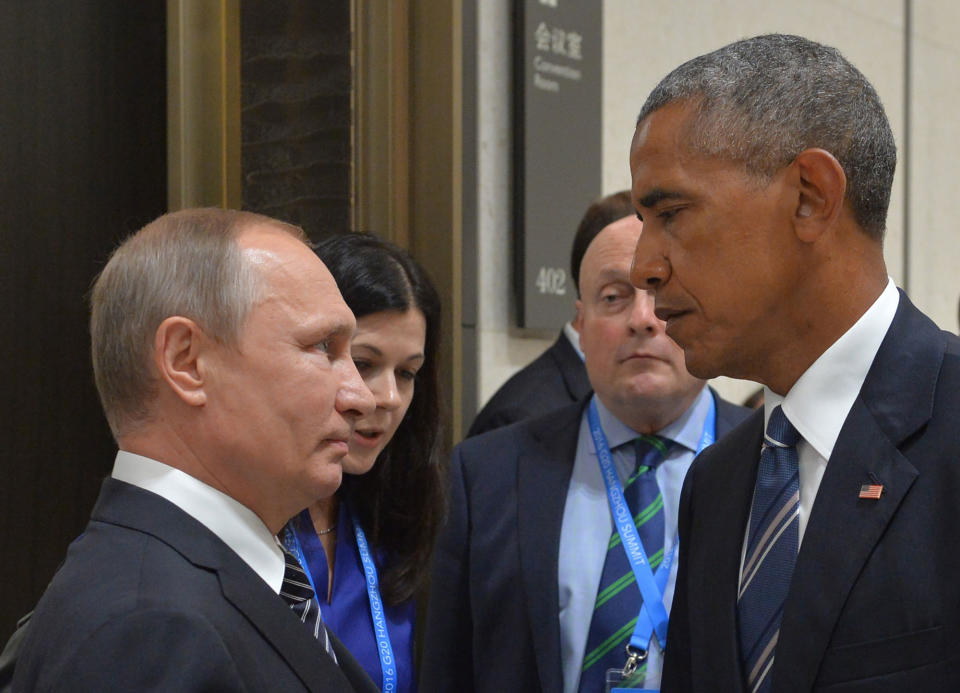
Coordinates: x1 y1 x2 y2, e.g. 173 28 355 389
579 435 670 692
279 545 337 663
737 406 800 692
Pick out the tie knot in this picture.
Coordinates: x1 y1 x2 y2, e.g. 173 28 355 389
279 546 315 606
634 434 671 471
765 405 799 448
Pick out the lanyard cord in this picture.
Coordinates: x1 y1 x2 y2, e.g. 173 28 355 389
589 394 717 659
285 508 398 692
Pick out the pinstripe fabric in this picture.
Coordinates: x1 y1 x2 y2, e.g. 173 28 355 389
280 546 337 663
578 436 670 692
737 406 800 693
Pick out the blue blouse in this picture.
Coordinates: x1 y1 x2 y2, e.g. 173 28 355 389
288 502 416 693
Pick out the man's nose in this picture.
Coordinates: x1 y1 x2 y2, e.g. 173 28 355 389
630 230 671 290
338 360 376 418
627 288 663 334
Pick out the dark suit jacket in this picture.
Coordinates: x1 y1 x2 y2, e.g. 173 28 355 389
467 330 590 437
421 389 750 692
662 292 960 692
13 478 378 693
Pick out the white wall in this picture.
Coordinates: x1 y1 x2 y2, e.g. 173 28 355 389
476 0 557 406
474 0 960 411
909 2 960 330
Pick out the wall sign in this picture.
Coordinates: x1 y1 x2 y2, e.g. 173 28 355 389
513 0 602 329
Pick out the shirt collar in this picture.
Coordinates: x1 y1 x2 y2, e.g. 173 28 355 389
593 384 711 453
764 278 899 460
111 451 286 593
563 321 586 361
658 385 712 453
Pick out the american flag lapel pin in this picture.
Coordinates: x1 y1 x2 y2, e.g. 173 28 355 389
859 473 884 500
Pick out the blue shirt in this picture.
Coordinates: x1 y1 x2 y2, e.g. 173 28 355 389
558 386 713 692
290 502 416 693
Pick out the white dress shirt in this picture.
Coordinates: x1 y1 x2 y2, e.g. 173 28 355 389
111 450 286 593
563 320 586 361
762 278 899 544
558 386 714 692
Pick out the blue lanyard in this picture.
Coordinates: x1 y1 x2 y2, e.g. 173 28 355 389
283 509 398 693
589 394 717 656
353 518 398 693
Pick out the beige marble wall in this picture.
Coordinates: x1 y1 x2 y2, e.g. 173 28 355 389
474 0 958 413
908 1 960 332
476 0 556 407
603 0 908 404
603 0 906 285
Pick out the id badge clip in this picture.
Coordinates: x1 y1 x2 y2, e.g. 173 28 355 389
603 645 657 692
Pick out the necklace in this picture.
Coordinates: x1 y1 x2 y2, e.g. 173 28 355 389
316 524 337 536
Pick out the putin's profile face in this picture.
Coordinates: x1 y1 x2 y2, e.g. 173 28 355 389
202 226 375 530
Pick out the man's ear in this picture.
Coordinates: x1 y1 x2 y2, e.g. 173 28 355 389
153 317 208 407
791 148 847 243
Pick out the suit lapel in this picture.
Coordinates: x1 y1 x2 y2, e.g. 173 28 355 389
517 402 584 693
692 410 763 693
772 294 944 691
218 564 353 692
773 401 917 691
93 480 355 692
329 631 379 693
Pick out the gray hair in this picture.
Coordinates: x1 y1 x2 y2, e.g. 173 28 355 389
637 34 896 240
90 208 306 437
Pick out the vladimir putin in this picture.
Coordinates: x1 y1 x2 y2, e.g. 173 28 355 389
14 209 379 692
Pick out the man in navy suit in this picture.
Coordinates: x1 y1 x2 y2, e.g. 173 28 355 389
467 191 637 438
14 209 379 691
630 34 960 691
421 213 749 692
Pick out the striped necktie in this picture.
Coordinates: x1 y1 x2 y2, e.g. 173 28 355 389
579 435 670 692
279 545 337 663
737 405 800 693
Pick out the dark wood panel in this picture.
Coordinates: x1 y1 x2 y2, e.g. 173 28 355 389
240 0 352 239
0 1 167 638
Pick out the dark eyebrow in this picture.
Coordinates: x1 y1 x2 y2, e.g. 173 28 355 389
637 188 684 210
354 343 383 357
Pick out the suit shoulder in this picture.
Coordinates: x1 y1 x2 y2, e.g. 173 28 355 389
485 349 567 402
928 330 960 424
21 523 217 637
17 605 245 692
456 414 540 465
457 400 585 469
697 406 763 465
709 389 753 433
941 329 960 363
16 522 291 692
467 342 584 436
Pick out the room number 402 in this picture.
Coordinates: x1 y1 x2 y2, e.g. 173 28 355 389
535 267 566 295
